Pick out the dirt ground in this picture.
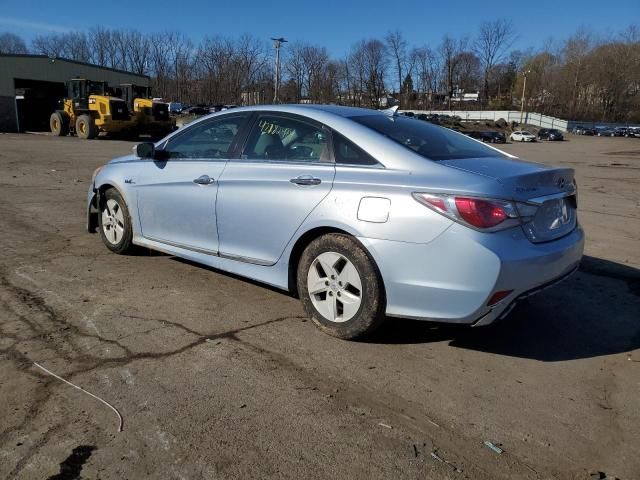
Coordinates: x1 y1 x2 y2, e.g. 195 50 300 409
0 132 638 480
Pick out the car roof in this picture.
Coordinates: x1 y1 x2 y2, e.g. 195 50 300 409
205 103 386 119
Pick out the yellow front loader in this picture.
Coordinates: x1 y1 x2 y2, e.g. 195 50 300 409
118 84 175 138
50 79 134 139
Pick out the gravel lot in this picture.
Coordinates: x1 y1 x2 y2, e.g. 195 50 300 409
1 132 639 479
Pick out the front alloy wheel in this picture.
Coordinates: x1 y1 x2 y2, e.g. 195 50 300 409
102 199 125 245
98 188 134 254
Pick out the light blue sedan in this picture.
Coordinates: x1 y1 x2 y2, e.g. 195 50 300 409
88 105 584 339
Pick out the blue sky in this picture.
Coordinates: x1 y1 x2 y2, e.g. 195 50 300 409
1 0 637 56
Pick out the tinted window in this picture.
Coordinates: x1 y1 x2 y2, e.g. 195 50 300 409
242 115 330 162
352 115 504 161
164 114 248 159
333 132 380 166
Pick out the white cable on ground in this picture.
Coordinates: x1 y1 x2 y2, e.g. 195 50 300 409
33 362 123 433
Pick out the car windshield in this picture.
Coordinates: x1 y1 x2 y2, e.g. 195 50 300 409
351 115 503 161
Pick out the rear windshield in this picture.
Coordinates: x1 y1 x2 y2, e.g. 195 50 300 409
351 115 504 161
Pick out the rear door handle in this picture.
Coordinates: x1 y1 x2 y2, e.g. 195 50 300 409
193 175 215 185
290 175 321 186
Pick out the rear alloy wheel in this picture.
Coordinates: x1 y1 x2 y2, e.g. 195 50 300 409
297 234 384 339
76 114 97 139
98 188 134 254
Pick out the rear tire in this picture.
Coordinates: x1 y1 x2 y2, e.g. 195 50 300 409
50 111 69 136
76 114 97 139
98 188 135 254
297 234 385 339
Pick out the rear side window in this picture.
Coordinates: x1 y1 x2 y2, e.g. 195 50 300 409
352 115 505 161
333 132 380 167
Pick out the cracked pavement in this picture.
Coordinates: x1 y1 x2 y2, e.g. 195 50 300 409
0 133 639 479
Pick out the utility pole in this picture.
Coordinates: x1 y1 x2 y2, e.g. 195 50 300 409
519 70 531 125
271 37 287 104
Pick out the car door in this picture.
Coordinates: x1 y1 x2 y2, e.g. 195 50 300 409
135 113 251 254
216 113 335 265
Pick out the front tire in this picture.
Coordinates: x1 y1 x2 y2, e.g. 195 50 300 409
98 188 135 254
76 114 97 139
297 234 384 339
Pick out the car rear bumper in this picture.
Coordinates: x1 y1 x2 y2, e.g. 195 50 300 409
359 222 584 325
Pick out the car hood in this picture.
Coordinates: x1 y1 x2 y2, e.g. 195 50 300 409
109 153 138 164
440 156 575 200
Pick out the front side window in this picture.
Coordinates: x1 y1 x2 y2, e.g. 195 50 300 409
164 114 249 159
351 115 504 161
241 115 330 162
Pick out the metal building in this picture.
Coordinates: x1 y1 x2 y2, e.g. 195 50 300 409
0 54 149 132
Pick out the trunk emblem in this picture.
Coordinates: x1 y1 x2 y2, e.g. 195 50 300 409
557 178 566 188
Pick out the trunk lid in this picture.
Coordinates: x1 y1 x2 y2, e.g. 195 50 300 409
440 156 577 243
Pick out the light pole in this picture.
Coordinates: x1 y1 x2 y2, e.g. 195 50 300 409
271 37 287 103
519 69 531 125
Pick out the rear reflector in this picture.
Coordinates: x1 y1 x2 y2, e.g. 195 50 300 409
487 290 513 306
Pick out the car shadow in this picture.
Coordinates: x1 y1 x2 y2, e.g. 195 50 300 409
165 251 639 362
367 255 640 362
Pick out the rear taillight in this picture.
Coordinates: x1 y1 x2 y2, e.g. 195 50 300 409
413 193 521 231
454 197 507 228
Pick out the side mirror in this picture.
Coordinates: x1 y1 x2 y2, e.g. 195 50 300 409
134 142 155 159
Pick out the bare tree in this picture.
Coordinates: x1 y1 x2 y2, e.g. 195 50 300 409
474 19 516 101
560 29 593 117
439 35 468 108
362 39 388 108
0 32 28 54
385 30 407 100
411 46 441 108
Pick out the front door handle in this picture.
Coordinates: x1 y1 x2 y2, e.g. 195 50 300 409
193 175 215 185
290 175 321 186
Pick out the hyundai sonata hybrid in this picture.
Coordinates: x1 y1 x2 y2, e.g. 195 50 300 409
88 105 584 339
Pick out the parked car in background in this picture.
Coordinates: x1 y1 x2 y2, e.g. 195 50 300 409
596 127 615 137
209 104 238 113
480 131 506 143
183 106 209 116
464 130 481 139
465 131 506 144
574 126 595 135
425 114 441 125
168 102 185 114
613 127 628 137
538 128 564 141
88 105 583 339
510 130 537 142
627 127 640 138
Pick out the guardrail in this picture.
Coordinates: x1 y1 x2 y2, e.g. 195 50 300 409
401 110 568 131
